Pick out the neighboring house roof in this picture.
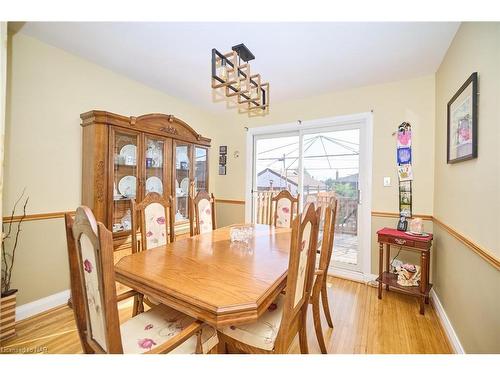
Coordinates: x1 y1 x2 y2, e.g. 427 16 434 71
257 168 326 188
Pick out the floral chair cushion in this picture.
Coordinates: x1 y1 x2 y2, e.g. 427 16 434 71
197 199 213 234
275 198 292 228
220 293 285 351
294 222 312 307
144 202 168 249
80 233 107 351
121 304 218 354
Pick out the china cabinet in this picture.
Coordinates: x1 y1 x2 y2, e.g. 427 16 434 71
80 110 210 250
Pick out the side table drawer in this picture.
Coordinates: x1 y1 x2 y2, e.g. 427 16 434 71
387 236 415 248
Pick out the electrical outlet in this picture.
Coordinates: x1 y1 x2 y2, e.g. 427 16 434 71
383 177 391 187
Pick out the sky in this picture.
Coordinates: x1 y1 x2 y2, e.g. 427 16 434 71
255 129 360 182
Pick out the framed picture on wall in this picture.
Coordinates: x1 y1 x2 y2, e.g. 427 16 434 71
447 72 478 164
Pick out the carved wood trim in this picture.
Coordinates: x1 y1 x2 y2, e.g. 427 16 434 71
80 110 211 146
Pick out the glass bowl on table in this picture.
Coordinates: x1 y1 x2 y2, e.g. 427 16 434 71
230 225 254 244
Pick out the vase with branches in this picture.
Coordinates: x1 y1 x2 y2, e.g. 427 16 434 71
1 189 29 297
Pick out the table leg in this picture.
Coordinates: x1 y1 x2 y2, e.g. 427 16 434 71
378 242 383 299
385 244 390 291
420 251 427 315
425 249 431 304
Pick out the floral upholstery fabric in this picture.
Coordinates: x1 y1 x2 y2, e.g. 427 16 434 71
275 198 292 228
80 233 107 351
197 199 213 234
220 293 285 351
294 222 312 307
121 304 218 354
144 202 167 249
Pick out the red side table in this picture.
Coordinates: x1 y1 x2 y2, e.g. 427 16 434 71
376 227 433 314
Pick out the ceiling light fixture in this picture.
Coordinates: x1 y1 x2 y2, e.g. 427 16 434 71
211 43 269 114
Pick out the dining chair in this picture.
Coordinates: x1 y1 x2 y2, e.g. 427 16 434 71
271 190 300 228
255 190 275 225
64 206 218 354
217 203 321 354
130 192 175 311
130 192 175 253
189 190 216 236
311 197 338 354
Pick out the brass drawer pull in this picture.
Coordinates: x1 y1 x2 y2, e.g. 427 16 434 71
394 238 406 245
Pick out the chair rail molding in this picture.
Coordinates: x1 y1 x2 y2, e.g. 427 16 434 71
4 208 498 269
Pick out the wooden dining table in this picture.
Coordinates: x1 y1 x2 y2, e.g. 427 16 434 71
114 224 292 328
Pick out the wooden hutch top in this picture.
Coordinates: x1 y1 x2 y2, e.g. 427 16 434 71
80 110 211 146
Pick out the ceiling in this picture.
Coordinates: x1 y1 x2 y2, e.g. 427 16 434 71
18 22 459 113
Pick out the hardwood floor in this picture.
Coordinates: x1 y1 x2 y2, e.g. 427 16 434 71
0 277 452 354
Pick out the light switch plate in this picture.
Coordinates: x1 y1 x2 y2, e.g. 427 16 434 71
383 177 391 187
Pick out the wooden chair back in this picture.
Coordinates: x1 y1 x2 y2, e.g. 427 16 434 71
274 202 321 353
317 197 338 275
189 191 216 236
255 191 275 224
64 206 123 353
271 190 300 228
131 192 175 253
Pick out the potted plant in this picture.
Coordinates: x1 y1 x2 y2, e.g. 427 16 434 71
1 189 29 341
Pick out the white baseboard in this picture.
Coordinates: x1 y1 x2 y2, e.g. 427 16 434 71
16 289 70 322
429 289 465 354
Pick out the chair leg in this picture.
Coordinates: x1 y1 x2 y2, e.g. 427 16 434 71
321 284 334 328
195 330 203 354
298 310 309 354
132 294 144 316
312 298 328 354
217 339 227 354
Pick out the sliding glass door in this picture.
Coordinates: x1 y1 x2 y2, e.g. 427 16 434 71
301 126 361 271
251 120 367 272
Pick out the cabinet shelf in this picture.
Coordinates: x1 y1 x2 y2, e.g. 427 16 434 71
376 272 432 297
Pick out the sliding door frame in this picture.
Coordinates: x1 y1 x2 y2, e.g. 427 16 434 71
245 112 373 277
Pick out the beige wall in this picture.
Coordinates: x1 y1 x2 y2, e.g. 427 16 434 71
433 22 500 353
3 32 218 305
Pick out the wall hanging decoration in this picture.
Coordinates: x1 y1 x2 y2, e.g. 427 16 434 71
211 43 269 114
219 145 227 175
447 72 478 163
396 122 413 220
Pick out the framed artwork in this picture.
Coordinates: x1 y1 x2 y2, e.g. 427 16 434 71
219 145 227 154
397 147 412 165
447 72 478 164
397 164 413 182
399 181 412 218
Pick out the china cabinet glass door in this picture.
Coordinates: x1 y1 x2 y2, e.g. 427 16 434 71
144 136 166 197
194 146 208 194
174 143 192 223
111 129 140 234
